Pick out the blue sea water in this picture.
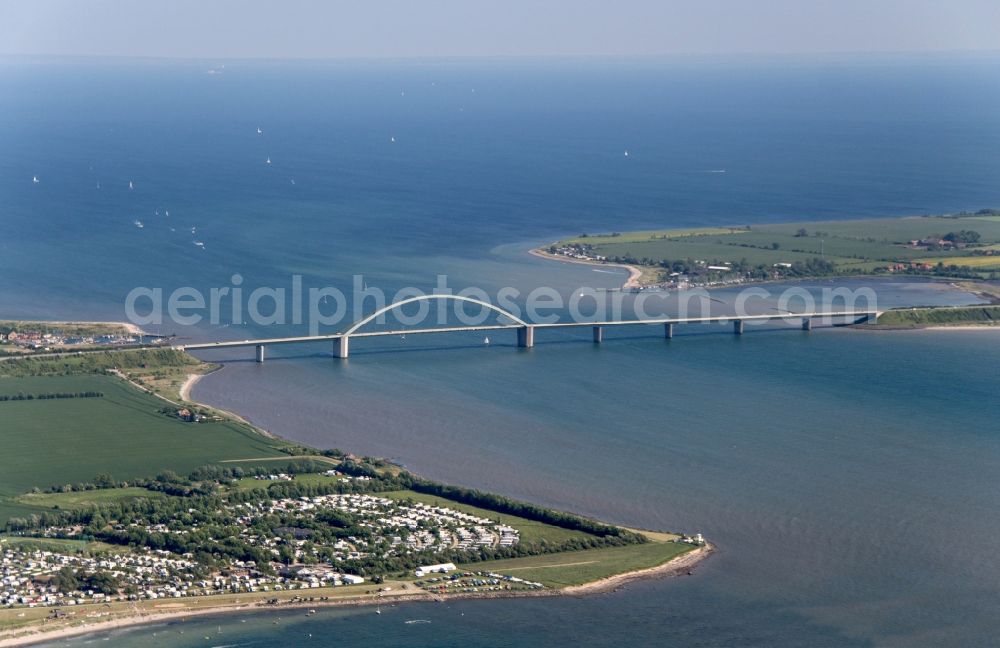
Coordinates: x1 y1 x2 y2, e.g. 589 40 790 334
2 54 1000 646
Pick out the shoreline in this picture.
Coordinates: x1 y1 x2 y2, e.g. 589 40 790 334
563 543 713 595
5 304 722 647
0 544 712 647
177 372 203 402
177 364 276 437
529 247 643 289
924 324 1000 331
530 245 1000 296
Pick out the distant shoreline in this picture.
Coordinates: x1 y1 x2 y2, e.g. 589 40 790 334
0 545 712 647
0 319 145 336
530 245 1000 303
534 213 1000 292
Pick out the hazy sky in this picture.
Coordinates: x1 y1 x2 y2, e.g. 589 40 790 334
1 0 998 59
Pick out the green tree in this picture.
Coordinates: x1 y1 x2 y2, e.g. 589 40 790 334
54 567 79 593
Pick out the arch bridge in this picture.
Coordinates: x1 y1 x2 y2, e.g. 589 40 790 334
177 293 880 362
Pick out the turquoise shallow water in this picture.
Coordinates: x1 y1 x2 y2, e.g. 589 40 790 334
3 55 1000 646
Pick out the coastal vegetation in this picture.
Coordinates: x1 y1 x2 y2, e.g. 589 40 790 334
0 320 133 339
0 347 703 643
465 541 693 588
0 320 148 358
544 211 1000 288
871 305 1000 328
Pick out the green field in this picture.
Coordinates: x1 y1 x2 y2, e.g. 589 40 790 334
555 214 1000 281
753 215 1000 241
574 236 874 268
0 348 199 378
0 373 284 500
463 538 694 587
874 305 1000 327
564 227 743 245
2 487 169 530
0 535 122 554
227 471 344 493
382 490 596 545
917 255 1000 269
14 486 167 510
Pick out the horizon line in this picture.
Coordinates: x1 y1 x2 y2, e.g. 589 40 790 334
1 48 999 65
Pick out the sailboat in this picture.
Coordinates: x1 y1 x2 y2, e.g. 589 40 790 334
483 336 490 345
128 180 134 189
257 127 263 134
266 156 272 165
32 175 39 184
390 136 395 143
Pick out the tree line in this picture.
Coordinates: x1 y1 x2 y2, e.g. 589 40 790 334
0 391 103 402
5 458 647 579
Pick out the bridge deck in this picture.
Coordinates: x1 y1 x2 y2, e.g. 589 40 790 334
179 311 877 351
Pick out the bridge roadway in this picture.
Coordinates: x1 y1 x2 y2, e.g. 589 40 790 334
177 303 880 362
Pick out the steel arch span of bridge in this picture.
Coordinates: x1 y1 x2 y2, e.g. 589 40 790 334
177 293 880 362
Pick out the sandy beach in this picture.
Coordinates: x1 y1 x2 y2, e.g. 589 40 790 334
529 248 643 290
563 543 713 595
0 545 712 646
178 372 203 401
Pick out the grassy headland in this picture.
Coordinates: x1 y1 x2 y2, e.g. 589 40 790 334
539 211 1000 289
0 347 707 645
869 305 1000 329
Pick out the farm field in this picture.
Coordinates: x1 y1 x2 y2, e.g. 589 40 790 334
14 487 168 510
0 373 285 504
550 213 1000 282
917 255 1000 268
461 535 693 587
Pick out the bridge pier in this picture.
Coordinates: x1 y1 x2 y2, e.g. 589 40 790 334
664 323 674 339
802 317 812 331
333 336 349 359
733 320 744 335
517 325 535 348
867 312 879 324
593 326 603 343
